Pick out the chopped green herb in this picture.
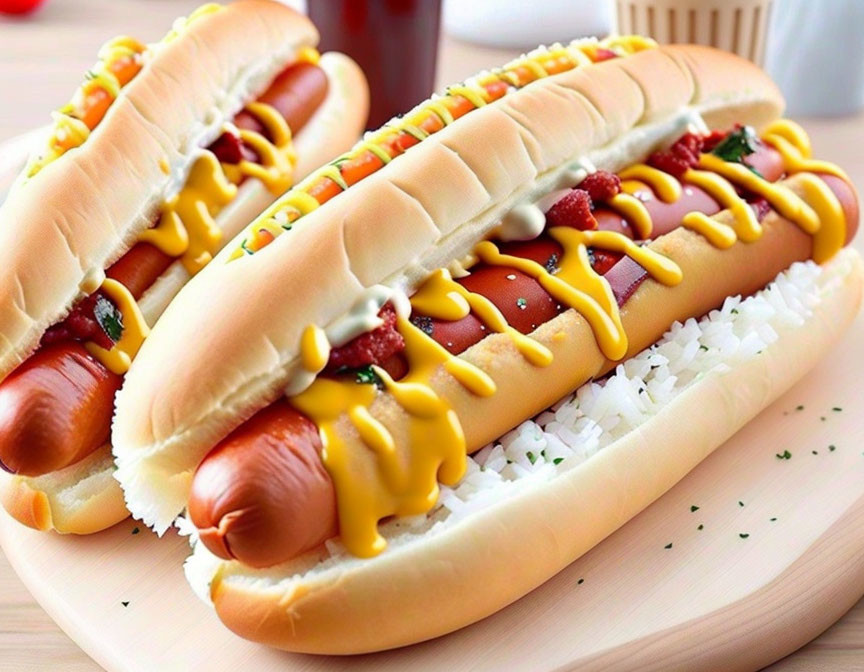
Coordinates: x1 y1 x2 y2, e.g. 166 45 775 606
812 450 819 455
577 578 584 585
795 405 804 411
699 345 709 352
527 451 537 464
776 450 792 460
770 517 778 522
516 297 528 310
690 505 700 513
739 533 750 539
553 457 564 465
697 524 704 531
664 542 673 549
131 527 140 535
833 407 843 412
93 294 124 343
738 501 745 507
121 601 130 607
731 308 739 314
710 125 759 164
829 444 837 452
354 365 384 389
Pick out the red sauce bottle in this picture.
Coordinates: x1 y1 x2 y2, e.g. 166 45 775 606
307 0 442 130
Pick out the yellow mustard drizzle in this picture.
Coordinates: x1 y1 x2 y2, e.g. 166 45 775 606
618 164 682 203
83 279 150 375
761 119 849 182
291 315 492 557
281 120 850 561
226 37 658 260
26 36 146 178
410 269 553 367
221 101 296 195
606 193 653 238
682 169 762 243
142 151 237 275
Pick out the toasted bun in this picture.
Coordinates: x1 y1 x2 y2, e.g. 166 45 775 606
189 247 863 653
0 446 124 534
113 44 785 533
0 52 368 536
0 0 318 381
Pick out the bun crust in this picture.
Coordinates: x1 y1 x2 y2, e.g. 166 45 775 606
207 248 863 653
0 0 318 381
113 44 784 533
0 51 368 536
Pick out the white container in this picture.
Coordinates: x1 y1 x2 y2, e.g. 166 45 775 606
764 0 864 117
614 0 774 64
443 0 614 49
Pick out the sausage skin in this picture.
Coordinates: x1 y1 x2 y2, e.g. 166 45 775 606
0 343 122 476
188 400 337 568
0 63 331 478
188 159 860 568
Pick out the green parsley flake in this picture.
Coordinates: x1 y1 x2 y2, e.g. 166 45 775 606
664 542 673 549
776 450 792 460
527 451 537 464
829 444 837 452
697 524 704 531
690 505 700 513
354 365 383 389
739 533 750 539
553 457 564 465
711 125 759 164
93 294 124 343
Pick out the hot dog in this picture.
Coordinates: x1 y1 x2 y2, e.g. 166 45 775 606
0 1 369 534
112 40 863 653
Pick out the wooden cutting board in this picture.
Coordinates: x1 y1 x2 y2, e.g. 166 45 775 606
2 123 864 670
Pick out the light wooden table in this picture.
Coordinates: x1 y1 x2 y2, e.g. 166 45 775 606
1 1 863 670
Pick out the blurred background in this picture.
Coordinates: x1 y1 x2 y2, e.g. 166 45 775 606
0 1 863 670
1 0 863 139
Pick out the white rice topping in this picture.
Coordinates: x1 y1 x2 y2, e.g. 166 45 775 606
185 254 846 595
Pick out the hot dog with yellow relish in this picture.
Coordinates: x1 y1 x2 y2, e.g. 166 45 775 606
0 0 368 534
112 39 862 653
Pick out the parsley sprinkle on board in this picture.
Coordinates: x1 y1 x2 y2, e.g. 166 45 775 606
776 450 792 460
664 542 673 550
738 501 745 507
131 527 139 535
121 601 130 607
739 533 750 539
577 578 584 585
690 505 700 513
697 524 704 531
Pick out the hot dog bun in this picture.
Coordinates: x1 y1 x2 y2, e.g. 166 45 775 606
0 0 366 380
110 42 862 652
113 44 786 532
0 3 369 534
183 246 862 653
